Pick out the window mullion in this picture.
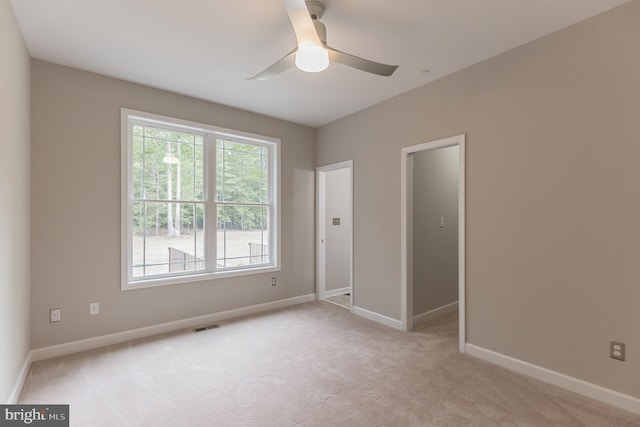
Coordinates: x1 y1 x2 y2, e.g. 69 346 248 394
205 134 217 272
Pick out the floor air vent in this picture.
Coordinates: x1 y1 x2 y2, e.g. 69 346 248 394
193 324 219 333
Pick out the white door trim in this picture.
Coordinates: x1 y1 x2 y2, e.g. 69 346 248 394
401 135 466 353
316 160 354 309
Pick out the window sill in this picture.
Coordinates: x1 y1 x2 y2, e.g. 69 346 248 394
122 265 281 291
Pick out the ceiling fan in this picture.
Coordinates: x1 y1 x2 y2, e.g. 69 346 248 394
250 0 398 80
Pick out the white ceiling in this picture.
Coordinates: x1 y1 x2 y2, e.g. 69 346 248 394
11 0 629 128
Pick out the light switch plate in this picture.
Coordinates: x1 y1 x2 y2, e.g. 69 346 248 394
90 302 100 315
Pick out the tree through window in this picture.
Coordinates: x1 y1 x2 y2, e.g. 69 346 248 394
216 139 270 268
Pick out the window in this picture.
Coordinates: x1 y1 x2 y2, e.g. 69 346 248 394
121 109 279 290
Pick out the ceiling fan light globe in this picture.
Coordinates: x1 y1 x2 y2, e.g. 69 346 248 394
295 44 329 73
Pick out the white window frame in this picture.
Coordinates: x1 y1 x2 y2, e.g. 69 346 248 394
121 108 281 290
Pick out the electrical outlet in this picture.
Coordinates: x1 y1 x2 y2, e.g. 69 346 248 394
610 340 625 361
89 302 100 315
271 277 276 286
50 308 61 323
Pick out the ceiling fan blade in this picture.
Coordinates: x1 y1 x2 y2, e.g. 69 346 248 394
285 0 323 47
248 49 297 81
327 46 398 77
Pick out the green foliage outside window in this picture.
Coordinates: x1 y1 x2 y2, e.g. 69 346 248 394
132 125 269 236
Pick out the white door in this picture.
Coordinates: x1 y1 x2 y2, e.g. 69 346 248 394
317 161 353 308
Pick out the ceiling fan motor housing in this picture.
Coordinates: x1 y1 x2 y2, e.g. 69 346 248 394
306 1 326 20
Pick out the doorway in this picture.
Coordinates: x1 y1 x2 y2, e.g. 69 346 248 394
401 135 465 352
317 160 353 310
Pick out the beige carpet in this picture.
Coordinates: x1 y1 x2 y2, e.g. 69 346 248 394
19 302 640 426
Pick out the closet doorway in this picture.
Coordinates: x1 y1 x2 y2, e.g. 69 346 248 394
317 160 353 310
401 135 466 352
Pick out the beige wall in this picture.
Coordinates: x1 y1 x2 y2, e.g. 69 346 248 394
324 168 351 292
0 0 31 402
317 2 640 398
30 60 316 349
412 146 458 315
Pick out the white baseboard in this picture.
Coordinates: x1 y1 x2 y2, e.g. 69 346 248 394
7 352 33 404
466 344 640 416
30 294 316 363
322 287 350 299
352 306 403 331
413 301 458 326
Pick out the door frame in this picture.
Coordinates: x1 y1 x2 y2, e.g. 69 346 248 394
316 160 354 309
400 135 466 353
